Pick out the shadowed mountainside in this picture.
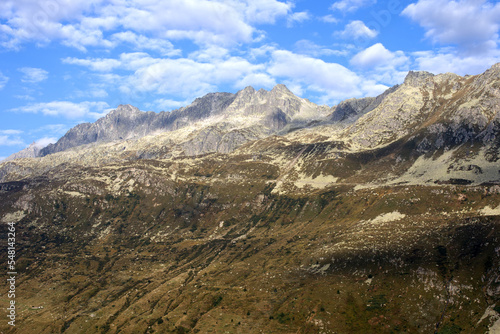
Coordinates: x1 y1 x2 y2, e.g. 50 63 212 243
1 64 500 333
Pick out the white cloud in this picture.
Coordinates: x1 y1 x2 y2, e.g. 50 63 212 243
116 1 253 45
0 0 109 50
111 31 180 56
351 43 395 68
63 52 164 73
235 72 276 90
268 50 363 103
330 0 377 12
361 81 391 97
18 67 49 83
0 71 9 89
402 0 500 54
0 0 291 50
125 56 273 98
0 130 23 135
287 11 311 27
65 51 275 101
62 57 121 72
294 40 347 57
147 98 191 112
34 136 57 148
14 95 35 100
351 43 409 87
412 49 500 75
11 101 110 119
36 123 70 136
63 46 400 106
0 134 24 146
249 44 279 60
236 0 292 24
338 20 378 40
188 46 230 62
321 15 338 23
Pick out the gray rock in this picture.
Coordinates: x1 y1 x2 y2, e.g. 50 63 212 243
3 142 42 162
40 92 236 156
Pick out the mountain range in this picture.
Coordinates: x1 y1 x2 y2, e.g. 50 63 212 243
0 64 500 333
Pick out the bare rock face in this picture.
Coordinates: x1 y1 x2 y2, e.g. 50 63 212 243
2 65 500 334
38 85 326 158
4 63 500 180
403 70 435 87
263 108 289 131
40 92 237 157
3 142 42 162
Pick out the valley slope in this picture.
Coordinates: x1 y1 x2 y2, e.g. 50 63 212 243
1 65 500 333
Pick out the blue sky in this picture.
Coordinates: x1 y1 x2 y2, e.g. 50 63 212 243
1 0 500 160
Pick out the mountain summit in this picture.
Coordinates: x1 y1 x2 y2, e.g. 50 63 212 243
3 64 500 182
1 65 500 334
39 84 329 158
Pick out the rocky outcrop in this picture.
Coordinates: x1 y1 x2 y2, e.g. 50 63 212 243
40 93 237 157
38 84 327 158
3 63 500 182
403 70 434 87
3 142 42 162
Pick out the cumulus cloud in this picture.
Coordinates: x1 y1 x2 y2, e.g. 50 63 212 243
403 0 500 54
268 50 363 103
330 0 377 12
351 43 409 87
0 0 291 50
0 0 109 50
236 0 291 24
351 43 396 68
124 56 272 98
11 101 110 119
412 49 500 75
337 20 378 40
64 46 399 106
111 32 180 56
18 67 49 83
64 51 275 101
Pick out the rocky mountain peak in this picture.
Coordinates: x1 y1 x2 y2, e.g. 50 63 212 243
106 104 143 119
3 142 42 162
271 84 292 94
404 70 435 87
239 86 257 96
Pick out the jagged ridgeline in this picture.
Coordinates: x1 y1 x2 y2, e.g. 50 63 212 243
0 65 500 333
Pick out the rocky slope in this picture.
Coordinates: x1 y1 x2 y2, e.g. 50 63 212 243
1 64 500 334
39 85 329 158
3 142 42 162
